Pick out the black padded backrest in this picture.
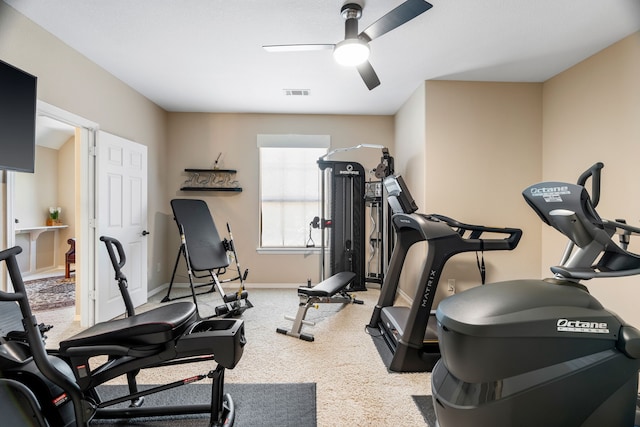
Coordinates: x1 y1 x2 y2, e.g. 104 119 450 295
524 181 640 279
523 182 604 248
171 199 229 271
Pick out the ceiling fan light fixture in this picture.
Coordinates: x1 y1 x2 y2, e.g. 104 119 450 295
333 39 370 66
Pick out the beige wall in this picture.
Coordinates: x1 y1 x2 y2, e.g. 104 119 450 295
1 1 168 290
14 146 58 228
13 142 76 273
395 82 427 209
58 137 76 250
542 32 640 325
165 113 394 286
394 80 543 303
14 146 59 272
425 81 543 293
394 83 428 296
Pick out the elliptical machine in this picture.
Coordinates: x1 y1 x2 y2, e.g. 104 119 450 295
431 163 640 427
0 236 246 427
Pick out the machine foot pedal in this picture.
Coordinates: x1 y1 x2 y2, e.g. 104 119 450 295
128 396 144 408
223 291 249 303
215 305 230 316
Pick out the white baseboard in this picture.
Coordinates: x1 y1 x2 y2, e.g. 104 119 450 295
397 288 414 305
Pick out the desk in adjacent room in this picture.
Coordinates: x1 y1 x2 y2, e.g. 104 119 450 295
15 225 68 275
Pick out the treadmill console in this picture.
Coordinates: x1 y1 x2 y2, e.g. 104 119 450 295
383 175 418 214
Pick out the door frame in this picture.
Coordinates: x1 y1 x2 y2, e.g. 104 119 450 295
5 101 99 327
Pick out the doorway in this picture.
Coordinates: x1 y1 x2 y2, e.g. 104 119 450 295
5 101 98 327
14 116 77 314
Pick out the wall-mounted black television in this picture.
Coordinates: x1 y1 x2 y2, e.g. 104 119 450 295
0 59 37 173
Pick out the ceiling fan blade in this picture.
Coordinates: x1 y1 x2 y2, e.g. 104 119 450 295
263 44 335 53
359 0 433 42
356 61 381 90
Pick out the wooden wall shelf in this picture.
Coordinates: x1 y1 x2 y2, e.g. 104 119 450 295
180 187 242 192
184 168 237 173
181 169 242 192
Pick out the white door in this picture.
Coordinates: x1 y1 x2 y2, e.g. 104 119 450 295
96 131 148 322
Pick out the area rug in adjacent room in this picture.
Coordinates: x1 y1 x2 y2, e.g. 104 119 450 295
24 276 75 312
94 382 316 427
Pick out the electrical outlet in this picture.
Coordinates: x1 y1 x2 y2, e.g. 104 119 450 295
447 279 456 294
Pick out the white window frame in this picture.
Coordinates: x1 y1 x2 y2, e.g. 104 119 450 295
257 134 330 254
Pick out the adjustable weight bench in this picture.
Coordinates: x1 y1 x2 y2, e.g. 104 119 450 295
277 271 363 342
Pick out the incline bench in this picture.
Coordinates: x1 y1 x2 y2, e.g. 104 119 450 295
277 271 363 342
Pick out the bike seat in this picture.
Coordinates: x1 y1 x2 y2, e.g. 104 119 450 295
59 302 198 354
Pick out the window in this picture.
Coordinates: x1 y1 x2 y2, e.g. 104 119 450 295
258 134 329 249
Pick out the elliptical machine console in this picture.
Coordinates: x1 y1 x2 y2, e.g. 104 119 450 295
431 163 640 427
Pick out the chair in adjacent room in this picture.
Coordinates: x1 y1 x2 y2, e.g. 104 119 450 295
65 238 75 278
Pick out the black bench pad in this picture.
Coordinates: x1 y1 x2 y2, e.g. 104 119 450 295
59 302 198 351
298 272 356 297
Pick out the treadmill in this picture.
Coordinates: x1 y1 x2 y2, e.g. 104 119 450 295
367 175 522 372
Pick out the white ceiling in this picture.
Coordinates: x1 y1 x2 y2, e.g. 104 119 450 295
5 0 640 115
35 116 75 150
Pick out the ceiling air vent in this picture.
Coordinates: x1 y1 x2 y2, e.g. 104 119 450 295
284 89 310 96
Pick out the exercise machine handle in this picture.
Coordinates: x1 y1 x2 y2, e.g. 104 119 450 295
576 162 604 207
428 214 523 251
100 235 136 317
100 235 127 280
0 246 26 302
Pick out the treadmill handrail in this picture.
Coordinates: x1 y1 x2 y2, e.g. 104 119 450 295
425 214 523 251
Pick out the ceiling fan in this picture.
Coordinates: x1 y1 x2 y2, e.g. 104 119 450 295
263 0 433 90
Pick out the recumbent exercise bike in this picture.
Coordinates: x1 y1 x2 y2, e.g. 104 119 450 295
0 235 246 426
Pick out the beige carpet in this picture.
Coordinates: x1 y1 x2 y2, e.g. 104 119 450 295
38 287 431 426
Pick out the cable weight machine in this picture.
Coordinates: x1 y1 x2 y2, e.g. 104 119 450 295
313 145 394 291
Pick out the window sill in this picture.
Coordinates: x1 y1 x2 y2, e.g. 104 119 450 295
256 247 321 255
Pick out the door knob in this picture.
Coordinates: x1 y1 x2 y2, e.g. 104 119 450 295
142 230 150 236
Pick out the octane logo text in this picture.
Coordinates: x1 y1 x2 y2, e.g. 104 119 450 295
557 318 609 334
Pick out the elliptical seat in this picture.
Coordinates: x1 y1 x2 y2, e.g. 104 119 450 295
59 302 198 354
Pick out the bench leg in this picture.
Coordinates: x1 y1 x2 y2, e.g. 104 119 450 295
276 273 362 342
276 303 315 342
